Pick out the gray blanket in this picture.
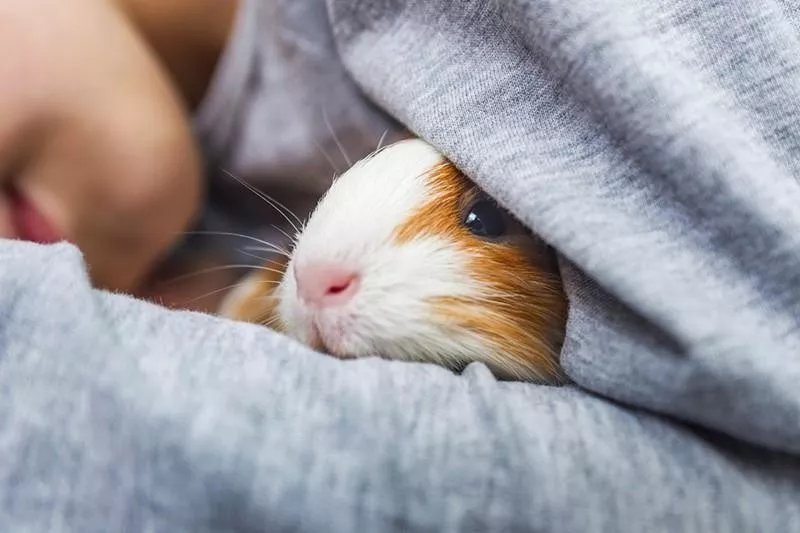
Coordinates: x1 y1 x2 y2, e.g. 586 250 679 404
2 0 800 531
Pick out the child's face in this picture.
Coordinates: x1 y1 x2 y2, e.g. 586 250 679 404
0 110 202 292
0 0 203 291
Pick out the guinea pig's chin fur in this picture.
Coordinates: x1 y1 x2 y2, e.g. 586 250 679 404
281 299 368 359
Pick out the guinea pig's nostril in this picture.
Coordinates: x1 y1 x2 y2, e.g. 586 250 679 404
295 263 360 307
327 279 352 295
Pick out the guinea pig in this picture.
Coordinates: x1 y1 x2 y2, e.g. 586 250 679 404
219 138 569 384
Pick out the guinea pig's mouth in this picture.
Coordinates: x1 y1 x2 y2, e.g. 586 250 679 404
307 321 343 358
305 316 362 360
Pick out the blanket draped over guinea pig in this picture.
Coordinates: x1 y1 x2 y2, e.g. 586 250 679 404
220 139 568 384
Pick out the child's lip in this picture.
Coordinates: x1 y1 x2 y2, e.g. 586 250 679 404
7 187 64 244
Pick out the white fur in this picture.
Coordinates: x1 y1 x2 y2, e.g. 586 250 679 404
275 139 496 369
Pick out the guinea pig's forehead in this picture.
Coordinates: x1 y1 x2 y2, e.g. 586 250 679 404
297 139 448 251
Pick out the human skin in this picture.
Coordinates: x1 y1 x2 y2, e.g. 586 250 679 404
113 0 240 110
0 0 238 292
117 0 243 309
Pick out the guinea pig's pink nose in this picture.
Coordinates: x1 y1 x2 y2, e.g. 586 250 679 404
295 263 360 307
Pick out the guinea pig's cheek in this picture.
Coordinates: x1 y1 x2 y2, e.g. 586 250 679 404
277 281 332 351
275 278 307 338
294 306 352 357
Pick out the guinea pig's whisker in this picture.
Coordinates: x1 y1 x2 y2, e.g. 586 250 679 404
270 224 298 246
220 169 303 233
248 265 286 276
237 248 273 263
376 129 389 152
322 106 352 168
260 256 288 269
236 249 290 270
260 315 283 329
254 280 283 287
187 231 291 257
155 264 284 288
155 265 248 286
177 278 281 309
313 139 341 175
241 243 291 258
179 283 252 306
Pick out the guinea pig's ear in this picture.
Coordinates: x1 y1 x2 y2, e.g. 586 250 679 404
217 254 289 331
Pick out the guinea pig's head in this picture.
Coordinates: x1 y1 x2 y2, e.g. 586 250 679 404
220 139 568 384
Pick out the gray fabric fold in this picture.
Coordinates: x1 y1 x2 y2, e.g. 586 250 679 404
1 0 799 531
2 241 799 532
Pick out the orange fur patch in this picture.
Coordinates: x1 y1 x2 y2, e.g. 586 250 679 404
393 163 568 383
223 253 289 331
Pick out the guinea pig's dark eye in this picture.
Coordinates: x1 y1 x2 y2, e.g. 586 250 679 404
463 199 507 238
